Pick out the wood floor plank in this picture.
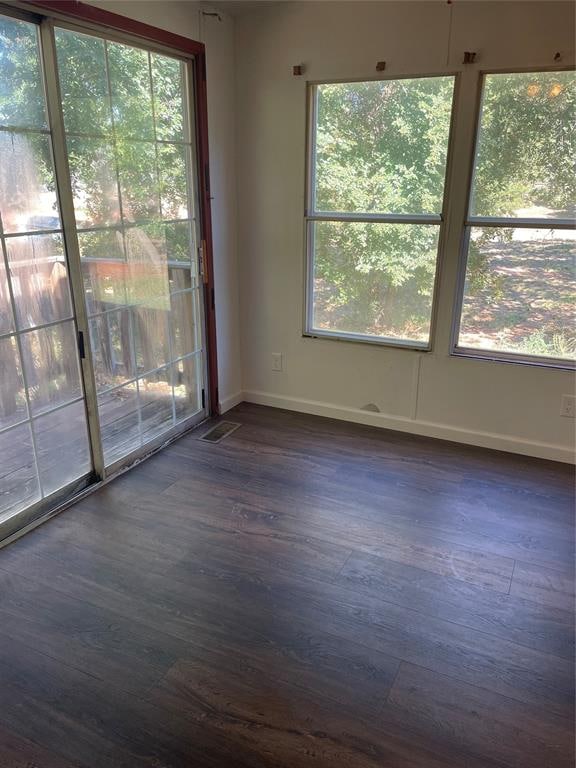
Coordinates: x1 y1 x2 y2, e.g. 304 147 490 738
164 440 575 569
510 560 575 612
0 723 83 768
0 635 267 768
219 404 575 519
164 552 574 718
385 662 575 768
0 539 400 719
158 482 516 593
0 567 190 698
336 550 574 658
73 495 353 582
149 654 496 768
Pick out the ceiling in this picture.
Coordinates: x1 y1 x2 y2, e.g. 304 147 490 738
205 0 288 16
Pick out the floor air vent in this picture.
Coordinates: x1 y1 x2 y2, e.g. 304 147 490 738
198 421 242 444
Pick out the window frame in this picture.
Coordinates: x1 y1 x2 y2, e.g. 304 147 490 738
303 72 459 351
451 66 576 371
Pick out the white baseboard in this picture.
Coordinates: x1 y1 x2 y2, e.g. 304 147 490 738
241 389 575 464
219 391 244 414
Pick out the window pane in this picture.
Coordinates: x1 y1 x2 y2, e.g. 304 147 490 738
6 234 73 330
471 71 576 218
0 335 27 430
67 136 121 227
133 304 170 374
107 42 154 140
173 354 201 422
0 422 39 521
21 320 83 415
165 221 193 264
314 77 454 215
0 256 14 335
0 131 60 233
82 258 128 316
169 265 193 293
170 289 201 359
151 53 185 141
98 383 140 466
33 401 91 496
117 140 160 222
125 225 170 307
458 228 576 360
54 28 111 136
311 221 439 343
89 308 134 392
0 16 47 129
77 228 125 261
159 143 189 219
139 366 174 441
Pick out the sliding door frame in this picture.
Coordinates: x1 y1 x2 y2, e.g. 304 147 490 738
0 1 219 544
19 0 219 416
39 18 106 478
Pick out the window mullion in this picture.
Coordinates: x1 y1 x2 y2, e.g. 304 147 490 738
38 19 106 478
306 213 442 225
466 216 576 229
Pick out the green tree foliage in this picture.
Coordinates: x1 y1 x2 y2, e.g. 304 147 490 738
473 71 576 217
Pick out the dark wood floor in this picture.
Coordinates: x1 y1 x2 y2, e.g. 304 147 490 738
0 402 574 768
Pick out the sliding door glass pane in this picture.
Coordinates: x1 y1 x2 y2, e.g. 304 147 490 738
0 335 27 430
0 131 60 233
0 14 92 523
0 422 39 520
0 16 47 129
6 234 73 330
55 29 205 467
34 401 91 496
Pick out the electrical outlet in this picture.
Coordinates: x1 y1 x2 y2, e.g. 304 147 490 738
271 352 283 372
560 395 576 418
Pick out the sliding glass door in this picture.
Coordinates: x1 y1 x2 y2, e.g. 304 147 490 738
0 10 208 536
0 14 92 524
54 27 205 470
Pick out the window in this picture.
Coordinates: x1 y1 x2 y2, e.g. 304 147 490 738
454 70 576 365
305 76 455 346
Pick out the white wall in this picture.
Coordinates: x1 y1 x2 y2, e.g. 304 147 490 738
91 1 242 411
234 0 576 462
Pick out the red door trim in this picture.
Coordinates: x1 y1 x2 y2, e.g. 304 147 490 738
20 0 220 415
22 1 206 55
